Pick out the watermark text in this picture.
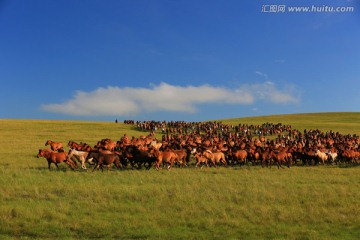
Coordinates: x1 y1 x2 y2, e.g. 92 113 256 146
261 5 354 13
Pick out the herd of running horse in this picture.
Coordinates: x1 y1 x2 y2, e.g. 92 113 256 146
36 120 360 171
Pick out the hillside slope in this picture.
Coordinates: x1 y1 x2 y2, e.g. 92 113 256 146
221 112 360 136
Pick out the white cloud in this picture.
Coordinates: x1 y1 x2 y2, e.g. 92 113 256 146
42 82 300 116
255 71 268 79
248 81 300 104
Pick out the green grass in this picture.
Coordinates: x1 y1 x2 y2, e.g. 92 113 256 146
222 112 360 136
0 112 360 239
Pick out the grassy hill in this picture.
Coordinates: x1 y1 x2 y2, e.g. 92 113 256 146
0 112 359 239
222 112 360 136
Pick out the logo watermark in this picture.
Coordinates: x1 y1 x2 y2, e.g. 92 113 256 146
261 5 355 13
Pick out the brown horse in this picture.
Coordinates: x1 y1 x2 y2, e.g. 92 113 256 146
270 150 291 169
173 149 188 167
194 153 209 168
342 149 360 164
248 146 262 165
228 149 248 166
99 139 116 151
87 151 121 172
202 150 227 167
68 141 92 151
261 148 272 168
151 149 179 170
45 140 63 151
37 149 76 170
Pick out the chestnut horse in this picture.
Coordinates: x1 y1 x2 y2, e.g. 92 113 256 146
270 149 291 169
150 148 179 170
194 152 209 168
229 149 248 166
68 141 92 151
37 149 76 170
45 140 63 151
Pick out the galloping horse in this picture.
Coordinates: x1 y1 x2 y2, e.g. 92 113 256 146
68 141 92 151
66 149 93 170
314 150 329 165
202 150 227 167
37 149 76 170
123 146 155 170
172 149 188 167
150 148 179 170
194 152 209 168
228 149 248 166
87 151 121 172
270 149 291 169
45 140 63 151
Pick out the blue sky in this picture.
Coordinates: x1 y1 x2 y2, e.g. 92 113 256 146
0 0 359 121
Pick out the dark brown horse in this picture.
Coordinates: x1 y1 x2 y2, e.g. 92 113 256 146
123 146 155 170
87 151 121 172
37 149 76 170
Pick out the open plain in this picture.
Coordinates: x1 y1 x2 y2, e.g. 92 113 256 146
1 112 359 239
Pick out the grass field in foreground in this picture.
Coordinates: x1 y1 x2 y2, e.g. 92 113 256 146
0 112 359 239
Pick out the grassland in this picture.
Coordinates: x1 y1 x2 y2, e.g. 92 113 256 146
0 112 359 239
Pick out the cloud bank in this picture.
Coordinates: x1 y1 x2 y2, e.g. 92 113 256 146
42 82 300 116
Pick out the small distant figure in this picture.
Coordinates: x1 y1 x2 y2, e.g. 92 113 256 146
115 119 118 124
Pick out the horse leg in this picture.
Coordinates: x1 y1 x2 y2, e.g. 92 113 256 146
114 160 120 170
275 160 280 169
279 160 284 169
239 159 243 167
92 163 99 172
65 160 75 170
80 157 87 170
196 161 200 168
158 158 163 169
168 160 174 170
212 159 217 168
